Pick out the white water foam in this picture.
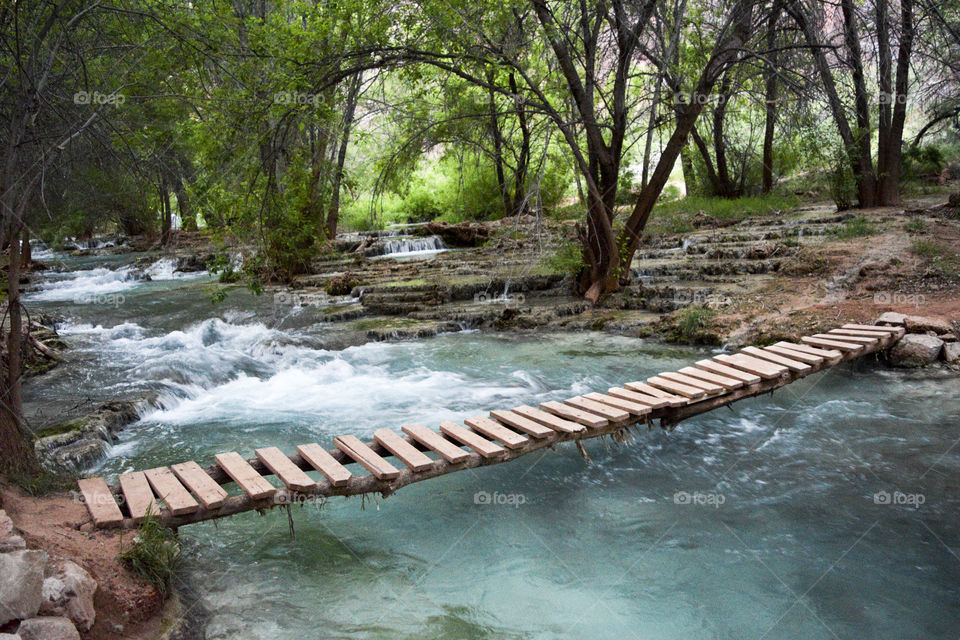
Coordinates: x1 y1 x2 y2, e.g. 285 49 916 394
26 258 207 302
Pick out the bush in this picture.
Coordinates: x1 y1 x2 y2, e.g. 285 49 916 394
828 148 857 211
119 512 182 597
545 242 585 276
904 144 945 181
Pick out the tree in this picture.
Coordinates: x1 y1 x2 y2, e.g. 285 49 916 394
788 0 917 207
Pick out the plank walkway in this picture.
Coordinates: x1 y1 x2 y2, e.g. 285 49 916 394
79 324 904 529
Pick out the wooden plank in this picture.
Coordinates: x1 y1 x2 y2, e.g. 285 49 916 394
763 344 824 366
831 327 894 338
623 381 688 406
582 392 652 416
296 443 352 487
813 332 878 345
439 421 506 458
540 400 608 428
374 429 438 472
657 371 726 395
334 435 401 480
741 346 813 374
256 446 317 491
78 477 124 526
677 366 744 390
828 329 889 343
171 461 229 509
144 467 200 516
463 416 529 448
772 341 843 362
714 353 788 380
214 452 277 500
694 360 762 385
646 376 707 399
563 396 631 422
488 409 555 438
119 471 159 522
801 336 864 353
843 323 904 336
510 405 586 433
606 387 671 409
402 424 471 463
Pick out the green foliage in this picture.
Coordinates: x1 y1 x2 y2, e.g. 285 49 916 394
828 148 857 211
903 145 945 181
830 216 875 239
119 513 182 596
673 305 717 343
544 242 585 276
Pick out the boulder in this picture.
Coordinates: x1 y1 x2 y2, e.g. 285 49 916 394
904 315 953 335
16 617 80 640
0 634 21 640
944 342 960 363
0 510 12 537
889 334 944 367
416 221 490 247
875 312 907 326
939 333 956 342
38 561 97 631
0 534 26 552
0 550 48 625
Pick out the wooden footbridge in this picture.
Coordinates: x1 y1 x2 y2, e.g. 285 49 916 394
78 323 905 529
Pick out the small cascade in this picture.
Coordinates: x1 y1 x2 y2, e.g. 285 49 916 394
377 235 447 257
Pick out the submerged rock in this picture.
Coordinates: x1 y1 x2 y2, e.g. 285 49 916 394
889 334 944 367
34 401 140 473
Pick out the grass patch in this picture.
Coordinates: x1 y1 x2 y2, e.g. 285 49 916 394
119 512 182 597
9 469 77 496
829 216 875 239
912 239 960 274
904 218 926 234
32 421 83 439
647 194 799 235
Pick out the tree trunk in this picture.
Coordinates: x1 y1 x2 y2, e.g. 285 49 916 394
21 228 32 265
761 3 781 194
0 226 37 474
486 68 511 218
160 180 172 245
509 72 531 216
327 74 362 240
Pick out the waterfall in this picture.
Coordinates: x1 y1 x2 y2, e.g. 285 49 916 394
377 235 447 257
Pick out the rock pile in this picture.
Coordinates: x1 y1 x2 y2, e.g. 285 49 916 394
878 312 959 367
0 509 96 639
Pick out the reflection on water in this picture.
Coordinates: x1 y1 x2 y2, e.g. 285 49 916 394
23 250 960 640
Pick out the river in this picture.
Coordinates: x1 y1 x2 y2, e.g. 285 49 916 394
23 249 960 639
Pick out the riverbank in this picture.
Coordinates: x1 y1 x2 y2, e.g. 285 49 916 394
8 191 960 639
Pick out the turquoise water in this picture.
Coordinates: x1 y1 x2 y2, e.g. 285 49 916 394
24 252 960 639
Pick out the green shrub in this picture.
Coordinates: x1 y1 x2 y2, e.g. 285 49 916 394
904 144 945 180
119 512 182 596
544 242 585 276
